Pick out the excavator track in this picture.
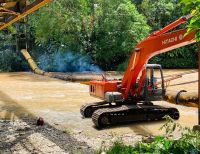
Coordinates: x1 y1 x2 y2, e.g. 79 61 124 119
80 101 113 118
92 105 179 128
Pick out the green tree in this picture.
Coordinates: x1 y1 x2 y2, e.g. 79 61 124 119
28 0 150 70
139 0 180 30
0 29 29 72
94 0 150 70
136 0 198 68
181 0 200 40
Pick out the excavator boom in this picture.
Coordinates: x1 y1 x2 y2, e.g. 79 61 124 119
122 28 195 100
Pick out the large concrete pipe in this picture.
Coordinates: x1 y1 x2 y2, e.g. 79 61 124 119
20 49 46 75
20 49 104 81
165 90 198 107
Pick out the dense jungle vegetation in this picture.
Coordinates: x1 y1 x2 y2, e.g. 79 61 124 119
0 0 199 72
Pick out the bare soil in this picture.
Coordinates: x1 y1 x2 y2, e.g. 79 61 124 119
0 119 92 154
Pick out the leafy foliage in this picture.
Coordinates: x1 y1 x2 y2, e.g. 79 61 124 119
149 45 198 68
0 0 198 71
105 134 199 154
136 0 198 69
0 31 29 72
28 0 150 70
101 117 200 154
181 0 200 41
139 0 180 30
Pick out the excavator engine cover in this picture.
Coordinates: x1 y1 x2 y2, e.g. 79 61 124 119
90 80 119 99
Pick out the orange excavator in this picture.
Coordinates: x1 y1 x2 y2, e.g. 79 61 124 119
0 1 197 128
81 14 196 128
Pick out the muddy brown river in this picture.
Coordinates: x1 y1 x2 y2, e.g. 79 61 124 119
0 71 198 152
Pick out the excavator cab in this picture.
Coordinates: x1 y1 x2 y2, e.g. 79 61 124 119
142 64 165 101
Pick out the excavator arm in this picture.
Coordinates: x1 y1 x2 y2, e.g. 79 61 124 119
121 15 196 100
